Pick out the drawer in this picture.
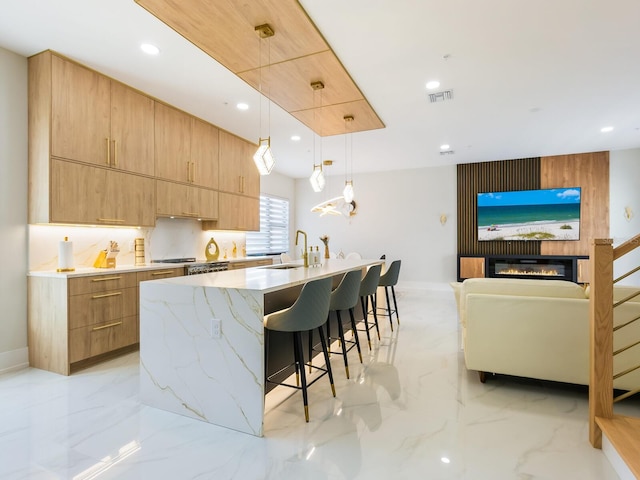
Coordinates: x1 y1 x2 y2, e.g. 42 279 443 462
69 272 136 296
69 315 138 363
68 286 137 329
137 268 184 282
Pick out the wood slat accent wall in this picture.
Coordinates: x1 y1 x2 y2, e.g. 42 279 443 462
457 158 541 255
541 151 609 257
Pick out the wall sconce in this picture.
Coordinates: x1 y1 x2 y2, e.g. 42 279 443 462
624 206 634 222
440 214 448 226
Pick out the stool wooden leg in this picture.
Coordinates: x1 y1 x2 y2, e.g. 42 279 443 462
349 307 363 363
336 311 350 379
294 331 310 422
317 326 336 397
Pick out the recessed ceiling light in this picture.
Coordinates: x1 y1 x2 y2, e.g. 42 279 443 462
291 135 301 141
140 43 160 55
440 144 450 150
236 102 249 110
601 126 614 132
426 80 440 90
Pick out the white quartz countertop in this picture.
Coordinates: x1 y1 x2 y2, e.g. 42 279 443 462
139 258 383 293
27 256 274 278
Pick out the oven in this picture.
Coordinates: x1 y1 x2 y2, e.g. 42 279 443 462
151 257 229 275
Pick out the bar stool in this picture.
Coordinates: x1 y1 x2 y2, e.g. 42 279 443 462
377 260 402 330
264 277 335 422
323 269 364 379
358 264 382 349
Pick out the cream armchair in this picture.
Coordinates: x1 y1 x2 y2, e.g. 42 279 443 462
451 278 640 389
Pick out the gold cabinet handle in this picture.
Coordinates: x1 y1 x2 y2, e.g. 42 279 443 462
238 175 243 193
113 139 118 166
187 161 191 183
92 276 122 282
91 291 122 299
96 218 125 223
106 137 111 165
242 176 245 193
151 270 175 276
92 321 123 331
191 162 195 183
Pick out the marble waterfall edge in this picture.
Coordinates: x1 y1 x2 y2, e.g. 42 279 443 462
139 282 265 436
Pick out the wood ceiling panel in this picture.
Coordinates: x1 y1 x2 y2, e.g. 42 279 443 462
135 0 327 73
292 100 385 137
238 51 363 112
135 0 385 136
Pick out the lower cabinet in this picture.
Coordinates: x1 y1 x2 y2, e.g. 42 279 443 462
28 268 183 375
229 258 273 270
459 257 485 280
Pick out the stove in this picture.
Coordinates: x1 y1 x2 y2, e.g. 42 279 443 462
151 258 229 275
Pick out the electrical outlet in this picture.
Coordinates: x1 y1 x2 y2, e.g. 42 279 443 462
211 318 221 338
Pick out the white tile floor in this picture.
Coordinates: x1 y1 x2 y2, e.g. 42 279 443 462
1 288 638 479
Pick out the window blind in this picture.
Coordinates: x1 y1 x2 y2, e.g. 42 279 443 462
245 195 289 255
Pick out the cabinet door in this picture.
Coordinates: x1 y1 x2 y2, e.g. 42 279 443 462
459 257 485 279
216 192 259 231
156 180 218 220
191 118 219 189
50 159 155 226
110 81 155 175
51 55 110 165
577 258 590 283
219 131 259 195
155 103 191 183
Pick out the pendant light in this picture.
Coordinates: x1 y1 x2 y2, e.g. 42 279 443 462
308 81 326 192
253 24 275 175
342 115 355 203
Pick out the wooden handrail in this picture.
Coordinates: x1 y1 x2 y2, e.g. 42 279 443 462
613 232 640 260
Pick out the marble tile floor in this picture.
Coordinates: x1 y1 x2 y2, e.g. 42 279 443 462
1 288 638 479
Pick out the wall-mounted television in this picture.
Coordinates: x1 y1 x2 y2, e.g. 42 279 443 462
477 187 581 241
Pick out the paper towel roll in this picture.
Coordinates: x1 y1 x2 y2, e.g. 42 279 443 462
57 237 75 272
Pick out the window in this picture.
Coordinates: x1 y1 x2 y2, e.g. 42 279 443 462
245 195 289 255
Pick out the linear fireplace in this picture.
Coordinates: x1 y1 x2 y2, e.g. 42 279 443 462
487 255 576 282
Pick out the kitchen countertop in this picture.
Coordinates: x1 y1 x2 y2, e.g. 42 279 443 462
139 258 383 293
27 256 274 278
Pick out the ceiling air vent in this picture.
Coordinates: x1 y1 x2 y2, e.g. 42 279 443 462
439 150 455 155
428 90 453 103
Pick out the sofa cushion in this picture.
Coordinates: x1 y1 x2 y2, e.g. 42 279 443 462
459 278 586 327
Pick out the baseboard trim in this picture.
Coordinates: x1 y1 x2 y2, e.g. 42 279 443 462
397 281 453 292
0 347 29 375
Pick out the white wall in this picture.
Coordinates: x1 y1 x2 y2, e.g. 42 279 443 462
295 166 458 289
260 170 297 257
0 47 28 372
610 148 640 285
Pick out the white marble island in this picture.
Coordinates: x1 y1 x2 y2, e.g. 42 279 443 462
139 258 381 436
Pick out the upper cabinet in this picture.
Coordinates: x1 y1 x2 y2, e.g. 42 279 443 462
218 131 259 197
154 103 220 189
49 53 154 175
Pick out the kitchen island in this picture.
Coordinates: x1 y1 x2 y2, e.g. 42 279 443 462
139 258 382 436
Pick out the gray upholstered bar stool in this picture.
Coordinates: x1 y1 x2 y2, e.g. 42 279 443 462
323 269 364 379
358 264 382 349
377 260 402 330
264 277 335 422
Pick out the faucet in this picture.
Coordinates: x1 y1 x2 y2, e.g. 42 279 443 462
295 230 309 268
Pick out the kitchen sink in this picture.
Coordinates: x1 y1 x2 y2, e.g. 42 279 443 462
263 264 304 270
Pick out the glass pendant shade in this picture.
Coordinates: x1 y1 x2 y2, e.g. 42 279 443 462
253 137 275 175
309 165 325 192
343 181 354 203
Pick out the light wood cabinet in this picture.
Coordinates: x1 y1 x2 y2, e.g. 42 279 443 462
47 52 154 175
191 117 219 189
137 268 184 283
459 257 485 279
577 258 590 284
28 272 138 375
154 102 192 183
201 192 259 231
50 159 156 226
228 258 273 270
218 130 259 197
156 180 218 220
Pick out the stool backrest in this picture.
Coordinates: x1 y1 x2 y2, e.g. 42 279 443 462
379 260 401 287
264 277 332 332
359 264 382 297
330 269 362 311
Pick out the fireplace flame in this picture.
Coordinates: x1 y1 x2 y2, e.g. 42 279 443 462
497 268 560 276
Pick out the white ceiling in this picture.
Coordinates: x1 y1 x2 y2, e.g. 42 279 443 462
2 0 640 179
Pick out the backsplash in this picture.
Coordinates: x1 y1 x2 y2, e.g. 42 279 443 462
29 218 246 271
